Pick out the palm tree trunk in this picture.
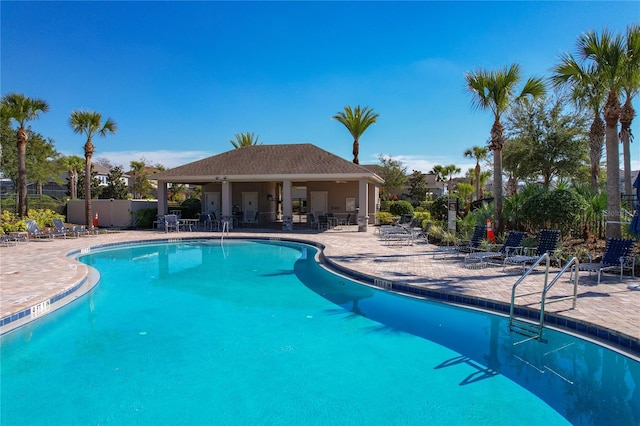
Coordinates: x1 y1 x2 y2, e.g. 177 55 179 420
474 163 480 201
603 92 621 239
490 119 504 234
352 139 360 164
589 115 605 192
16 127 28 217
85 139 94 229
620 98 634 197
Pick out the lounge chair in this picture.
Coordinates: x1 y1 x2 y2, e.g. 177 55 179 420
25 219 65 239
52 218 90 238
570 238 635 285
379 224 414 246
456 224 487 254
503 229 560 272
464 231 526 268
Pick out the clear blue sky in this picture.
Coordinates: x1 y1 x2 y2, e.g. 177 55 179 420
2 1 639 174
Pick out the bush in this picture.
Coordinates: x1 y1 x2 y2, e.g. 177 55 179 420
135 208 157 229
180 198 201 219
389 200 414 216
521 189 587 233
375 212 395 225
429 196 448 221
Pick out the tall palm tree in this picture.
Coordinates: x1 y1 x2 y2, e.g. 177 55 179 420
551 54 606 192
442 164 461 194
620 24 640 197
577 29 627 238
230 132 262 149
463 146 488 201
69 111 117 229
465 64 546 234
0 93 49 217
60 155 85 199
333 105 379 164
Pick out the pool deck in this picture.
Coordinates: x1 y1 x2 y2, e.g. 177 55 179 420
1 226 639 357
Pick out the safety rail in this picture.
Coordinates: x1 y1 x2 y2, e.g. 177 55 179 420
509 254 579 343
220 220 230 244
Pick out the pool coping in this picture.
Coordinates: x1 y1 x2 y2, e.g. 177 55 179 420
2 235 639 360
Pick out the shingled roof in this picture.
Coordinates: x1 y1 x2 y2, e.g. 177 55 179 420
152 144 383 183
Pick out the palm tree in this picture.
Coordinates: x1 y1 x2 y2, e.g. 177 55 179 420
0 93 49 217
465 64 546 234
60 155 85 199
551 53 606 192
442 164 461 194
69 111 117 229
463 146 488 201
620 24 640 197
333 105 379 164
576 29 627 238
230 132 262 149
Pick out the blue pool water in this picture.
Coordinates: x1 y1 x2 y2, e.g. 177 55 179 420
1 239 638 425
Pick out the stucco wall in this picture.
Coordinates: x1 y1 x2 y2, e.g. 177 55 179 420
67 199 157 227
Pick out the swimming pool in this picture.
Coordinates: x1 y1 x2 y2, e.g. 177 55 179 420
1 239 638 425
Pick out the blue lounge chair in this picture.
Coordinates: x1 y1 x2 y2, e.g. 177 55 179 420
52 218 90 238
464 231 526 268
503 229 560 271
571 238 635 285
25 220 65 240
457 224 487 253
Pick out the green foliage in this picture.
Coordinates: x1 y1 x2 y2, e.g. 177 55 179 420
379 200 392 212
429 196 448 221
375 212 394 225
504 93 589 186
26 208 64 229
135 208 157 228
520 188 587 232
1 210 25 232
407 170 428 206
101 166 129 199
230 132 262 149
388 200 414 216
180 197 201 219
77 168 102 199
378 155 407 201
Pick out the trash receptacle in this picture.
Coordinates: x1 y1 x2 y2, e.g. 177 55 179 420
357 215 368 232
282 216 293 231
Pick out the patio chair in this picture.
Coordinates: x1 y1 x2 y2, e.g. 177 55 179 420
503 229 560 272
570 238 635 285
464 231 526 268
0 233 18 246
164 214 180 232
380 224 414 246
456 224 487 254
25 219 65 239
243 210 259 227
52 218 90 238
308 213 320 229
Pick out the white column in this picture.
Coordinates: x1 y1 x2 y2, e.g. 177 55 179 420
282 180 292 230
221 181 232 228
358 179 369 232
157 182 168 215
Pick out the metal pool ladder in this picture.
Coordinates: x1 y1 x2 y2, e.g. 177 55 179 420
509 254 579 344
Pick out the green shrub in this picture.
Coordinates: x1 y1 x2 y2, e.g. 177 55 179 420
429 196 448 221
521 189 586 233
389 200 414 216
375 212 394 225
180 197 201 219
135 208 157 228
